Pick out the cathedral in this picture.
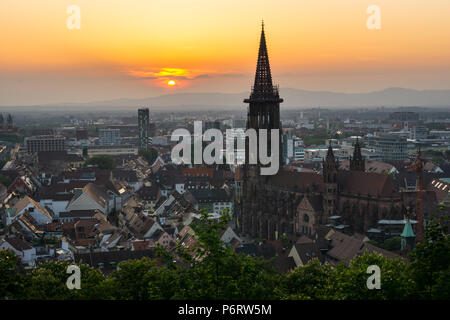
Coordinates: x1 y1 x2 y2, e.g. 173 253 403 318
240 24 406 240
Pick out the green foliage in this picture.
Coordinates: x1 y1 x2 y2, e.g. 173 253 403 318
368 236 401 251
423 150 447 165
334 253 413 300
384 236 401 251
1 217 449 300
0 133 22 143
445 150 450 160
0 155 10 170
302 133 329 146
185 212 278 299
84 155 116 170
138 148 158 165
0 174 12 187
425 123 446 131
277 259 337 300
0 250 26 299
279 233 290 249
408 219 450 299
32 237 59 246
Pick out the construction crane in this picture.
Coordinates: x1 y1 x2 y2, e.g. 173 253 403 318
407 149 424 242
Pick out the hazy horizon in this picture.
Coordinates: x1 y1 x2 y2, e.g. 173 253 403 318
1 87 450 111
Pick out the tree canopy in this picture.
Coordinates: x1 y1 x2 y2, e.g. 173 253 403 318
1 216 449 300
84 155 116 170
138 148 158 166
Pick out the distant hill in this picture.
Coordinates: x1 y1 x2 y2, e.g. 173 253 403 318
8 87 450 111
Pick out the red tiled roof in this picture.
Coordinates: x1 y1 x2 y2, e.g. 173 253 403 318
132 240 155 251
5 237 32 251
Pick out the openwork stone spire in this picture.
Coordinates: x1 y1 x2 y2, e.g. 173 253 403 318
350 137 365 171
326 140 335 162
246 22 282 102
254 22 273 91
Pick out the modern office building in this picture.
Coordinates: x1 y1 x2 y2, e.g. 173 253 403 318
409 126 428 140
98 128 121 145
373 134 408 161
138 108 150 149
25 135 66 154
293 137 305 161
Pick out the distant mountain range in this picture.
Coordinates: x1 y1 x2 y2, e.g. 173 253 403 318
12 87 450 111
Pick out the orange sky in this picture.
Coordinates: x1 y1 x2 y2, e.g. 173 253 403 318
1 0 449 105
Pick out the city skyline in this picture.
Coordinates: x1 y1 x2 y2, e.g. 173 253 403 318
1 0 450 106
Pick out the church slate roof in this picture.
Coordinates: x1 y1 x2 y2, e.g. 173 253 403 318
267 171 324 192
337 170 397 198
304 195 324 212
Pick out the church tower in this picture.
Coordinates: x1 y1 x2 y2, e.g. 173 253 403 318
244 22 283 169
241 22 283 238
350 138 365 171
323 143 339 219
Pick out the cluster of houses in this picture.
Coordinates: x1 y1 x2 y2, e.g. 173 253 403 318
1 148 448 274
0 150 238 270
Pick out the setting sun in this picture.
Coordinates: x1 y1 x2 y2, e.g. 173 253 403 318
168 80 176 86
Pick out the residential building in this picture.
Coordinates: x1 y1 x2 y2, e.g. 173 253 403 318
0 237 37 266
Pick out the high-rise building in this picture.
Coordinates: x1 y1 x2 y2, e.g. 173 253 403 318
7 114 13 130
25 135 66 154
98 128 121 145
138 108 150 149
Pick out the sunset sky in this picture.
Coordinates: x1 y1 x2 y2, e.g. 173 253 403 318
1 0 450 106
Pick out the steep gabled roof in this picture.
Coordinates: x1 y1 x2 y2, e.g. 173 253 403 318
69 183 109 209
267 170 324 192
293 242 324 264
13 195 53 220
326 230 399 263
4 237 33 251
338 171 397 198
